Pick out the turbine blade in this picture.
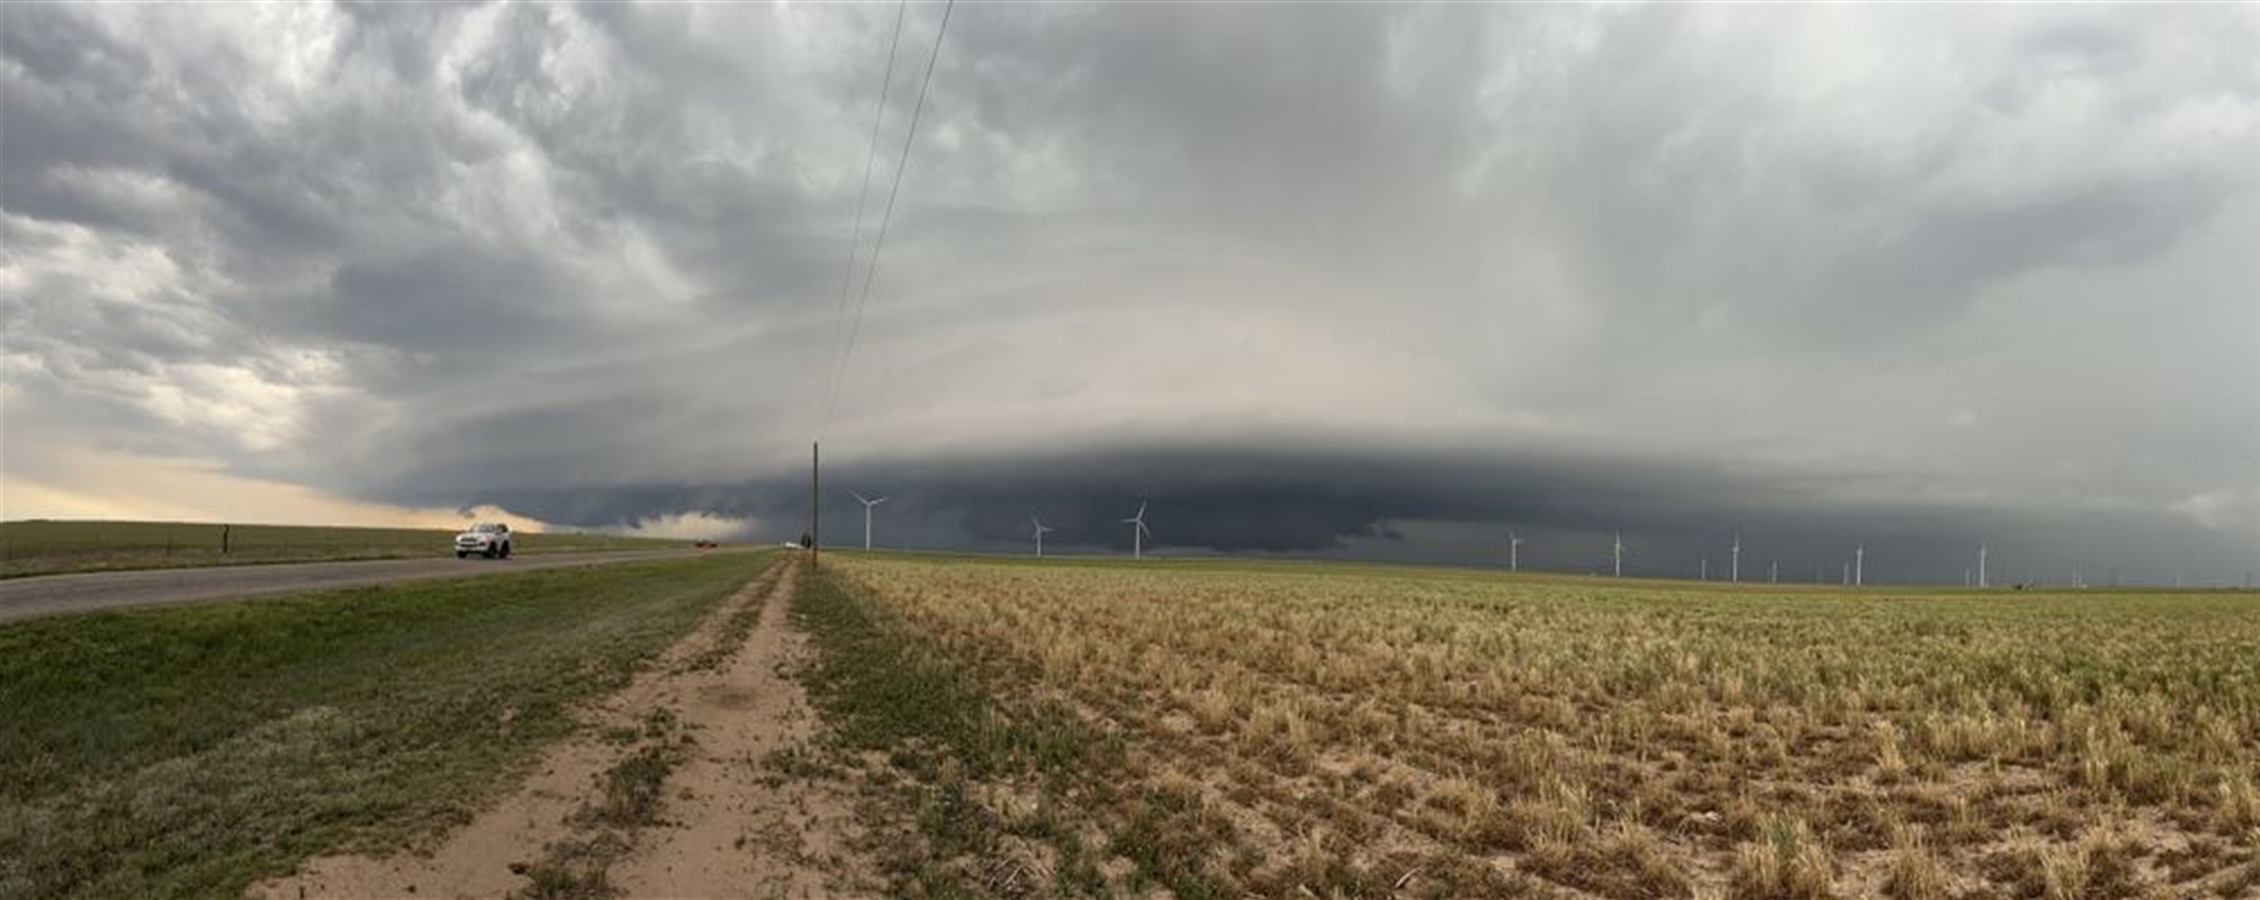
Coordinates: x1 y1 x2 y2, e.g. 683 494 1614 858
851 491 867 504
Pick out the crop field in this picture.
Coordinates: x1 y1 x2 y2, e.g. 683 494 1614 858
0 520 687 578
810 556 2260 900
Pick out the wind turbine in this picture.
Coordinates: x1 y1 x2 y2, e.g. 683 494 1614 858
1508 530 1525 572
1731 535 1742 583
1701 557 1709 581
1030 515 1054 558
1121 502 1151 560
1855 544 1865 586
851 491 888 551
1612 531 1624 578
1769 560 1778 584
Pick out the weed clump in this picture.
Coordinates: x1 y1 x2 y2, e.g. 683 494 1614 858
1728 815 1834 900
1881 824 1948 900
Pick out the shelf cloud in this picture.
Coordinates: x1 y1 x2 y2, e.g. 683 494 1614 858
4 3 2255 582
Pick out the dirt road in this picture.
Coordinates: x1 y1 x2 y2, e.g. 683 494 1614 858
254 556 876 899
0 548 716 622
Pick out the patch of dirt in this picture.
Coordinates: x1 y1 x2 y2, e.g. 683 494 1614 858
252 557 876 899
606 561 875 898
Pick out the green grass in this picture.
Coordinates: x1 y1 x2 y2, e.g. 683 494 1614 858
0 519 691 579
0 551 774 900
794 565 1193 899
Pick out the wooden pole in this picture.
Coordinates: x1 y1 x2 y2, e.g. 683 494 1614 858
811 441 821 568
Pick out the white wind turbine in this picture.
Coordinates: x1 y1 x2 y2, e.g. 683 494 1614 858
1030 515 1055 558
1731 535 1742 583
1509 530 1525 572
1612 531 1624 578
1855 544 1865 586
1121 502 1152 560
851 491 888 551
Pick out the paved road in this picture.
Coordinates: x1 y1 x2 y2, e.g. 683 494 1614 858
0 549 714 623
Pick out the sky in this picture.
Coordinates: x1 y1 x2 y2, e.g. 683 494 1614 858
2 2 2255 584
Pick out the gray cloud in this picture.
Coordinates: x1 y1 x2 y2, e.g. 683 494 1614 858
3 3 2255 583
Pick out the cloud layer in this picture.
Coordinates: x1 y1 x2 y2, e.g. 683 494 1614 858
4 3 2255 582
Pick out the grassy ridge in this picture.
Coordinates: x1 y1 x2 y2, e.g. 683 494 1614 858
0 551 773 900
0 519 689 578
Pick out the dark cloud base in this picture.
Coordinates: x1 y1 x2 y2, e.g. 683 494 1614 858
439 442 2256 587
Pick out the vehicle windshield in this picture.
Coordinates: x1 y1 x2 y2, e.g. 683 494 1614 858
472 524 503 533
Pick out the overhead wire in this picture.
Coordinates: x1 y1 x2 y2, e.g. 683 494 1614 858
822 0 956 426
820 0 911 428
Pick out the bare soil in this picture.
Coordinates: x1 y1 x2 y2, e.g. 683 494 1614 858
252 556 875 899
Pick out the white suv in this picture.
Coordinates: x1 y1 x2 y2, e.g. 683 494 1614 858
455 522 513 559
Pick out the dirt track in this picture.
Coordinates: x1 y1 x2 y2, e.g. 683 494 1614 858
0 548 713 622
253 555 875 899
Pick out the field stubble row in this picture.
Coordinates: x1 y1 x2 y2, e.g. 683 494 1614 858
833 557 2260 900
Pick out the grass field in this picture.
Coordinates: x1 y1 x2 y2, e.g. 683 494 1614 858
0 519 689 579
0 550 773 900
806 555 2260 900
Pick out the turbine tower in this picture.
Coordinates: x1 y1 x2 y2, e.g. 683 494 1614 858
1701 557 1709 581
1731 535 1742 583
1978 544 1988 588
1121 502 1151 560
1855 544 1865 586
851 491 888 551
1509 530 1525 572
1030 515 1054 558
1769 560 1778 584
1612 531 1624 578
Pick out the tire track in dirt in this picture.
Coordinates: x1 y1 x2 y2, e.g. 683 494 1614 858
253 555 874 899
603 557 873 898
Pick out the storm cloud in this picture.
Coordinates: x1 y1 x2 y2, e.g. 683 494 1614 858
3 3 2255 584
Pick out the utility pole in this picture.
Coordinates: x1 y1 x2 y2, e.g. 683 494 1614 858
811 441 821 568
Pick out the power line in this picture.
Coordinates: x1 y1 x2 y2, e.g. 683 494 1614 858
820 0 910 426
824 0 955 424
